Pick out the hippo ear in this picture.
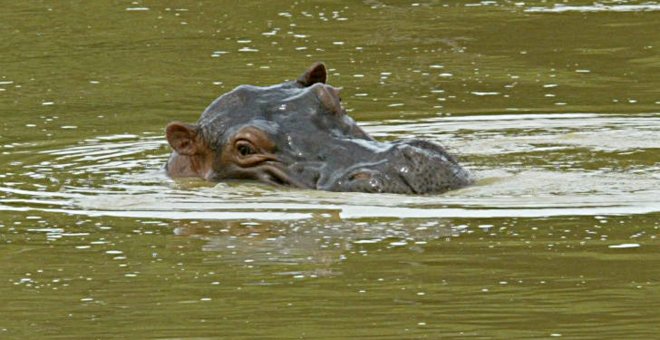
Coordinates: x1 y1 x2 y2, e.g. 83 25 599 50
313 84 343 115
297 62 327 87
166 122 202 156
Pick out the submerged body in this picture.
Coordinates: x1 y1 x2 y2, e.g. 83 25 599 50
165 63 472 194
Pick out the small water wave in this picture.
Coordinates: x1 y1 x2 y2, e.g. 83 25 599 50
526 4 660 13
0 113 658 221
371 113 660 153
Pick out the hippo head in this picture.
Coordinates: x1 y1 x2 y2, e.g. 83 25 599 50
165 63 472 194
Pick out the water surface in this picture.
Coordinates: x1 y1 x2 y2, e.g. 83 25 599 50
1 1 658 338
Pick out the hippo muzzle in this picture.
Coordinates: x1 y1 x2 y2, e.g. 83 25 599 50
313 140 471 194
164 63 472 194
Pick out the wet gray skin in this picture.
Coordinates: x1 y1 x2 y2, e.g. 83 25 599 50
165 63 472 194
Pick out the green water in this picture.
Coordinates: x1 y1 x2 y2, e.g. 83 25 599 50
1 1 659 338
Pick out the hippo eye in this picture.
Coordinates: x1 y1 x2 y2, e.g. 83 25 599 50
236 140 256 156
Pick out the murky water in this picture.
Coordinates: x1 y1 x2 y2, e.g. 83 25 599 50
1 1 658 338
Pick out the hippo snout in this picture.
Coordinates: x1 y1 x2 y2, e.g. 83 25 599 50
317 140 472 194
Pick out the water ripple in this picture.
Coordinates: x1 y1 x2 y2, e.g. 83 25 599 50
526 4 660 13
1 113 658 221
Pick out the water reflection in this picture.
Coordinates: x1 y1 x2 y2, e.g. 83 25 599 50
173 218 455 278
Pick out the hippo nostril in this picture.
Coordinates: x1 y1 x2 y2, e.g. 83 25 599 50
348 172 372 181
343 170 385 193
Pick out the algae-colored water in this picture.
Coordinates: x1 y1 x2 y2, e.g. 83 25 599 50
1 1 658 338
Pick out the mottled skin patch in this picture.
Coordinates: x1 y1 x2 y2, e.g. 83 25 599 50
165 63 472 194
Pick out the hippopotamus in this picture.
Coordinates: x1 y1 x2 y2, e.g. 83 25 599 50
164 63 472 194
